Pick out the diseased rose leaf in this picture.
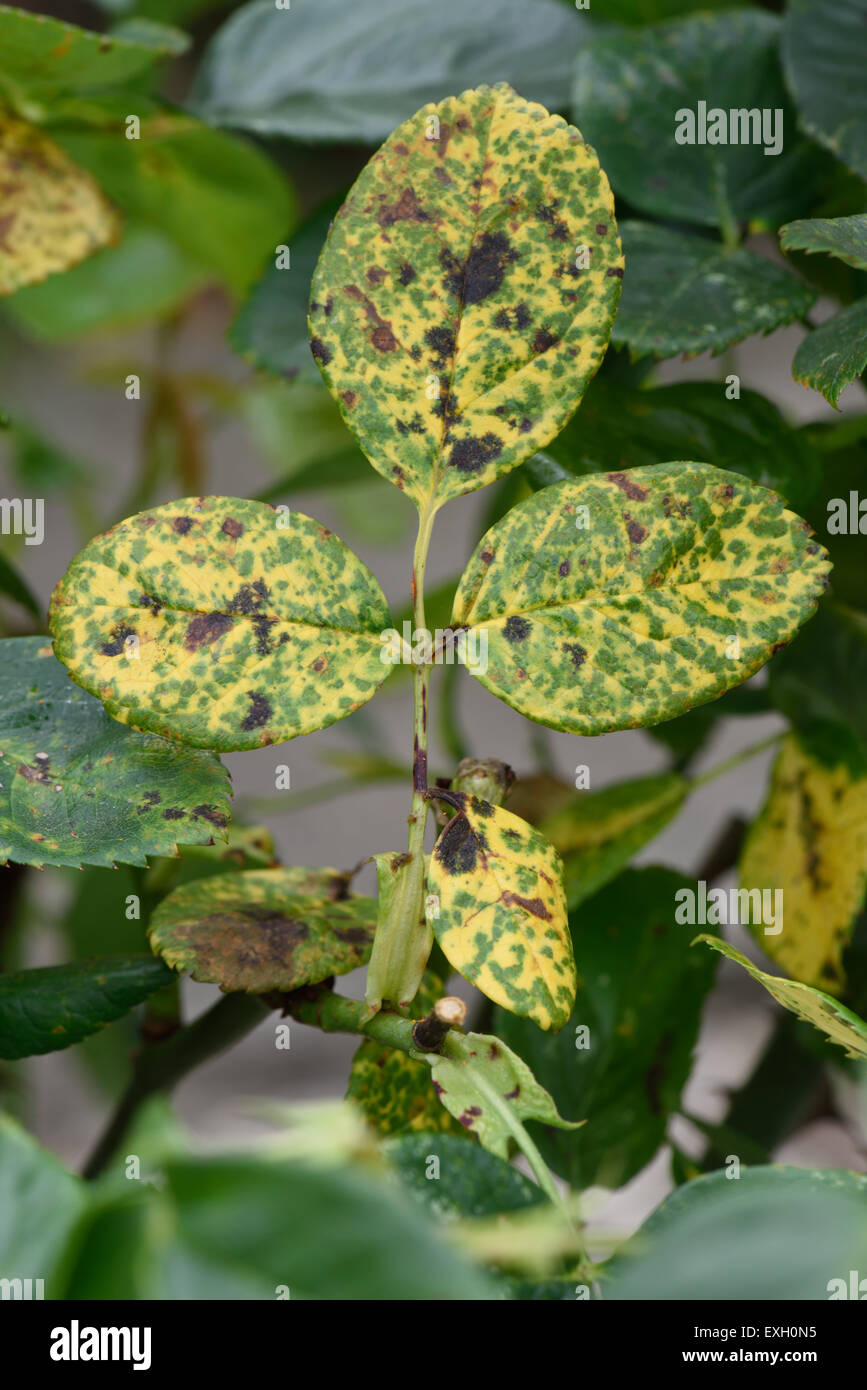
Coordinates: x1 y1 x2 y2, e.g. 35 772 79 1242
428 792 575 1031
0 113 118 296
780 214 867 273
0 637 230 869
453 463 830 735
739 727 867 994
148 867 376 993
783 0 867 182
0 955 173 1061
791 298 867 409
309 83 622 508
695 935 867 1061
347 973 465 1138
49 495 393 752
612 222 817 361
425 1029 582 1160
540 772 688 908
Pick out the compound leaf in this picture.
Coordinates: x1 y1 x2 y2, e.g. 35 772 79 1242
309 83 623 508
613 222 817 361
696 935 867 1060
453 463 830 735
428 792 574 1031
148 867 376 993
0 637 230 869
0 955 173 1060
739 727 867 993
0 113 118 295
49 495 393 751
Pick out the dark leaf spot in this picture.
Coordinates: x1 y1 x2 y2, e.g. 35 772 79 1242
185 612 234 651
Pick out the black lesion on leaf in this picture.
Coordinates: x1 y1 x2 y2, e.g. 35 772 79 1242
192 804 228 829
334 925 371 945
185 612 234 651
607 471 648 501
625 515 647 545
447 432 503 474
434 814 480 875
228 580 269 615
138 790 161 813
377 186 429 227
531 327 559 354
162 807 185 820
173 516 194 535
424 324 455 369
501 890 551 920
139 592 162 615
221 518 244 539
241 691 272 731
563 642 587 668
99 622 137 656
398 261 416 285
310 337 332 366
535 202 569 241
504 616 531 643
443 231 518 306
252 615 277 657
458 1106 482 1128
559 560 571 577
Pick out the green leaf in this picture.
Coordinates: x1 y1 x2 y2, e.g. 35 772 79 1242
428 792 575 1031
57 117 295 296
191 0 584 144
148 867 376 993
0 548 41 617
309 83 623 508
769 602 867 756
453 463 830 735
231 197 341 379
783 0 867 182
348 973 465 1138
0 4 181 103
497 868 718 1189
595 0 749 17
603 1165 867 1300
387 1131 545 1219
532 376 824 513
739 727 867 993
0 1114 87 1298
573 11 819 232
0 113 119 296
792 298 867 409
0 955 173 1060
49 495 394 751
613 222 817 361
426 1029 582 1161
164 1153 495 1300
540 772 687 908
0 636 230 869
3 223 206 340
696 936 867 1060
780 213 867 272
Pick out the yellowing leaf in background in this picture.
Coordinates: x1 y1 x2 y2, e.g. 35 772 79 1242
0 113 118 295
739 728 867 993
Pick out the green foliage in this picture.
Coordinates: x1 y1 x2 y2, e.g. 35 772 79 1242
783 0 867 182
0 637 230 867
496 869 717 1188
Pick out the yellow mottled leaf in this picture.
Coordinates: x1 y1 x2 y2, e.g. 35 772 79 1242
695 936 867 1061
309 83 622 508
427 792 574 1031
49 496 393 752
0 113 118 295
739 730 867 993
